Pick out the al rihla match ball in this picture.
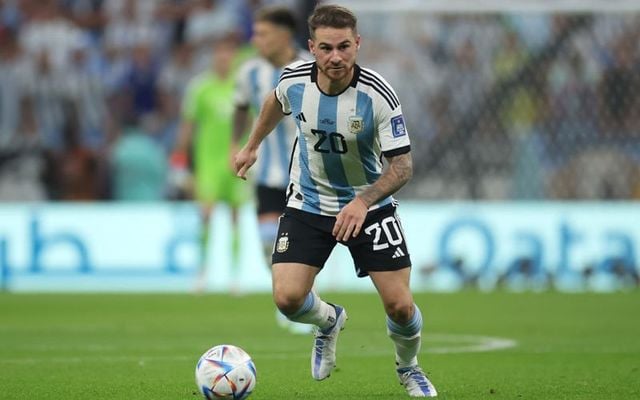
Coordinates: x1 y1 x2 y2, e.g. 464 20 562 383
195 344 257 399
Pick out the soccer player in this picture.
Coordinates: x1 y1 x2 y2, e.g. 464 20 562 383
234 4 438 398
173 37 246 292
232 6 313 333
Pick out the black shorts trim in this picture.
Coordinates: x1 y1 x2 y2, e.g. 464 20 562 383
272 205 412 277
256 185 287 215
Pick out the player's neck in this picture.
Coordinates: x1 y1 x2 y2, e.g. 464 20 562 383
317 67 354 95
270 47 296 68
213 68 231 80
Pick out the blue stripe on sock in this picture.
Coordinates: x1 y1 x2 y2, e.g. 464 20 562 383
288 292 316 319
387 304 423 337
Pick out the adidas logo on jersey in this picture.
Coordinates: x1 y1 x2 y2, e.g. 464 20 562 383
295 112 307 122
392 247 406 259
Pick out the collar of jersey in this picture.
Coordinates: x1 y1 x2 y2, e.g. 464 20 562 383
311 63 361 97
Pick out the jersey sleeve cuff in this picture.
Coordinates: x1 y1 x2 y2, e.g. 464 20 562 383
273 91 291 115
382 145 411 158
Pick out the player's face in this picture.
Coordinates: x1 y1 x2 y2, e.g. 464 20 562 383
309 27 360 83
252 21 287 61
212 41 236 76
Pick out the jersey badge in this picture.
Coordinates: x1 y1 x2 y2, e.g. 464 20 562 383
391 115 406 137
348 116 364 134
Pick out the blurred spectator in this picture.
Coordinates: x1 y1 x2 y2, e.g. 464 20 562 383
185 0 238 50
153 0 192 46
547 46 599 143
550 148 638 200
18 0 83 70
443 39 488 120
506 12 552 52
66 35 111 149
1 0 23 30
0 23 33 145
53 101 104 201
598 34 640 135
120 41 160 117
29 50 67 151
59 0 108 44
110 113 168 201
0 96 48 201
158 41 195 109
103 0 162 55
157 40 196 153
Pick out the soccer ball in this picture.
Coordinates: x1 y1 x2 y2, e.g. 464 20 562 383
195 344 257 399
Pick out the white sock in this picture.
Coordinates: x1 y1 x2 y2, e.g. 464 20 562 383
286 291 337 330
387 304 423 369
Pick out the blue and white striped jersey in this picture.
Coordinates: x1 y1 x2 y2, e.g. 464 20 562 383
234 51 312 190
275 61 411 216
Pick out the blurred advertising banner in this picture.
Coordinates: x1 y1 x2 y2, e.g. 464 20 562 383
0 202 638 292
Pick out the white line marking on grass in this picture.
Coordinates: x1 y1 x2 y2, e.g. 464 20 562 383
0 333 516 364
424 333 517 354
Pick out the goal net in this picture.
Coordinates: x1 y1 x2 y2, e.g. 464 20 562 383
340 0 640 200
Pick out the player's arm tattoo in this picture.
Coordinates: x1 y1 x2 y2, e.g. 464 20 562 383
358 152 413 207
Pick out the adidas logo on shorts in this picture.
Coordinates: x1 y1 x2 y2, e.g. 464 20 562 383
392 247 405 259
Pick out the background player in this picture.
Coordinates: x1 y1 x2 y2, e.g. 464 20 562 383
234 4 437 397
232 6 312 332
172 37 247 292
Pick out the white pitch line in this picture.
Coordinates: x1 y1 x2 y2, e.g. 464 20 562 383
0 334 517 364
424 333 517 354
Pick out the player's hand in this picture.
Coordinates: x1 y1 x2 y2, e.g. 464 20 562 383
229 143 240 171
333 196 368 242
234 146 257 180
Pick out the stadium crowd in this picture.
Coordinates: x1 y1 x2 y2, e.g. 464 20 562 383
0 0 638 202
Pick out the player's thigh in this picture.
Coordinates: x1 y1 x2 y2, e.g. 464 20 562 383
272 262 319 304
271 210 336 269
369 268 415 320
270 210 335 309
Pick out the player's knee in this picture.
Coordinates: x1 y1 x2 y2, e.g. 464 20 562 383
385 299 414 324
272 290 305 315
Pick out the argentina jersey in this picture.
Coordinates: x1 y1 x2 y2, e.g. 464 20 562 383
275 61 411 216
234 51 312 190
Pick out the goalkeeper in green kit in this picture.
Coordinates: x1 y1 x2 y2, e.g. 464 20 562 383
171 38 248 292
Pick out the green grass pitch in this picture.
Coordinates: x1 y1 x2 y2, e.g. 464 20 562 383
1 291 639 399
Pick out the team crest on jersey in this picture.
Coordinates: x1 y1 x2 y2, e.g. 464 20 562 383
348 116 364 134
391 115 406 137
276 235 289 253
